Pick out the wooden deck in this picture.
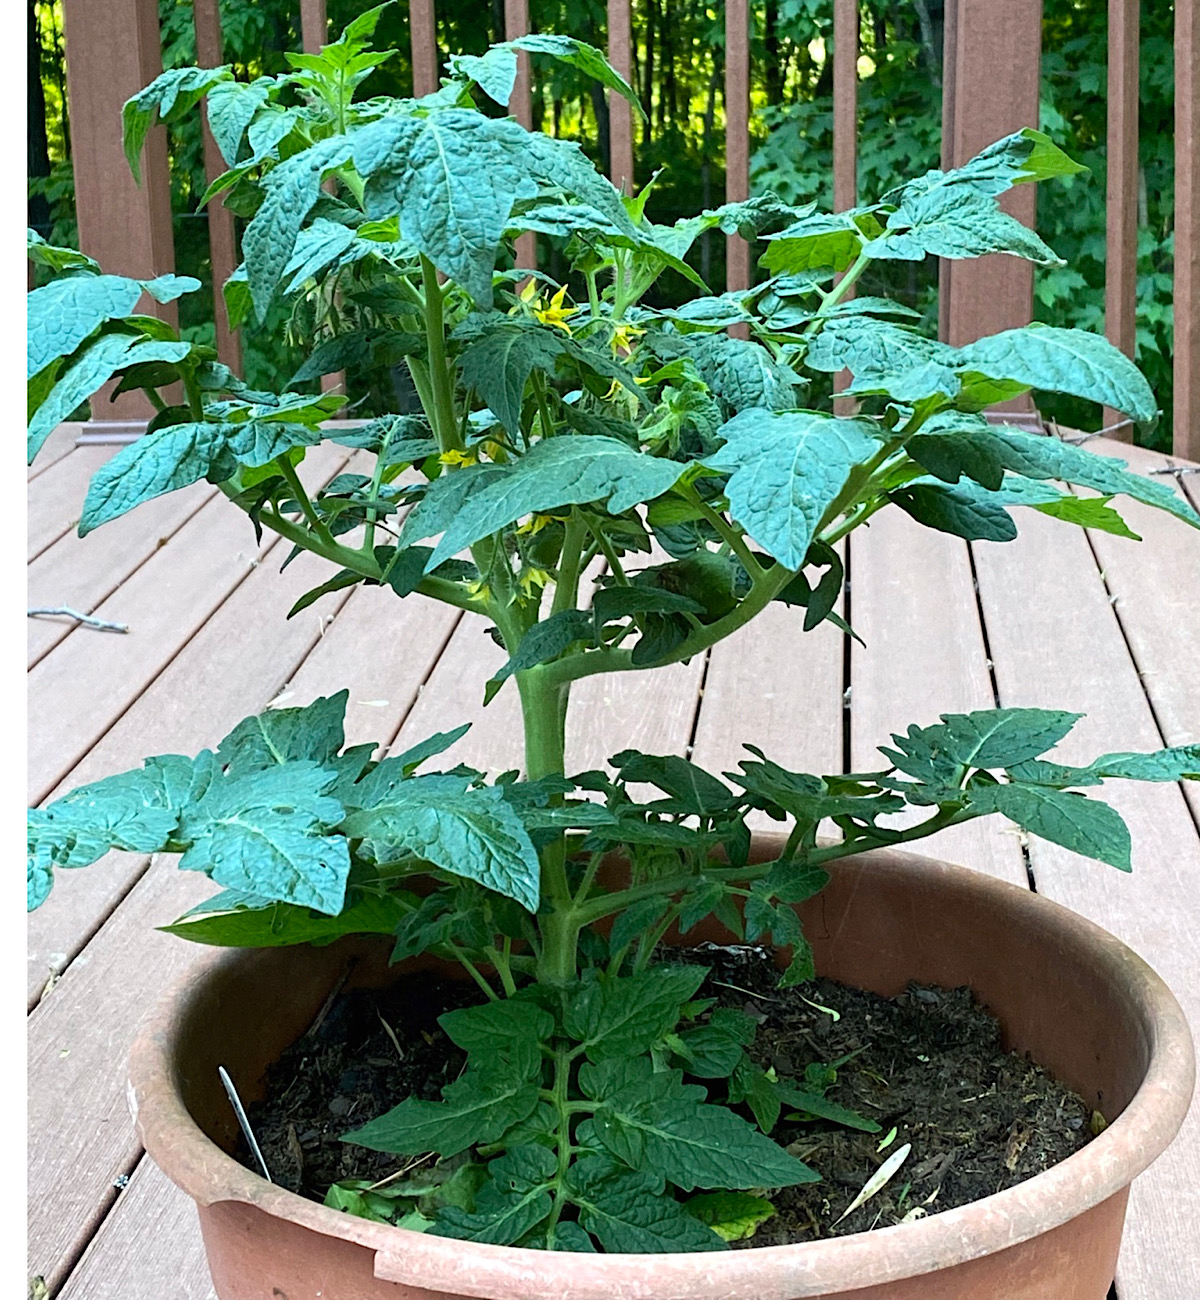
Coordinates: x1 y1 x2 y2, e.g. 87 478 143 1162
27 425 1200 1298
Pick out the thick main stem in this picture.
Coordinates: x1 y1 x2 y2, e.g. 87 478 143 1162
518 666 581 984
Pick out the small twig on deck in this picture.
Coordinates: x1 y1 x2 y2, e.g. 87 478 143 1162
1148 465 1200 477
218 1065 272 1183
27 606 129 633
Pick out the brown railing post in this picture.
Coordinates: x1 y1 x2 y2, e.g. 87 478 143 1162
1103 0 1138 441
299 0 347 399
505 0 537 271
193 0 242 373
939 0 1043 422
607 0 635 194
832 0 858 412
410 0 439 96
724 0 751 293
1177 0 1200 460
62 0 177 432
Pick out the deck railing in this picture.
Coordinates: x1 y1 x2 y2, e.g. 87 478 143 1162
57 0 1199 459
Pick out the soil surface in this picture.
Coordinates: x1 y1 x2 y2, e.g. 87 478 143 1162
239 946 1094 1244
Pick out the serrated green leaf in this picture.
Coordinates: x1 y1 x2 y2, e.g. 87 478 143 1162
565 1157 726 1252
728 1060 782 1135
159 890 413 947
684 1191 775 1242
485 611 596 705
438 998 554 1056
564 966 708 1060
205 78 272 165
664 334 802 413
672 1008 756 1079
434 1145 556 1244
29 334 193 462
78 418 321 533
242 135 354 320
706 410 879 569
967 782 1132 869
803 314 955 382
341 776 541 912
866 186 1062 266
610 751 736 816
984 429 1200 528
344 1067 542 1157
123 66 233 179
416 438 690 571
760 212 864 274
457 320 568 436
1031 493 1141 539
216 692 349 778
26 230 101 276
891 481 1018 542
592 1074 819 1190
1009 744 1200 787
176 762 350 913
958 326 1157 424
882 709 1083 784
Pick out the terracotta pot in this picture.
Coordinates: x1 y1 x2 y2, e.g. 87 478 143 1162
128 840 1194 1300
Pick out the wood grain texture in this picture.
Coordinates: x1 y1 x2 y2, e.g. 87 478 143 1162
60 0 175 423
607 0 635 192
940 0 1041 349
409 0 439 97
28 423 81 480
27 494 275 803
851 509 1026 883
1078 441 1200 828
55 1158 215 1300
28 481 216 667
504 0 537 272
27 444 118 560
28 856 218 1293
724 0 751 291
973 504 1200 1300
1103 0 1139 438
1177 0 1200 459
192 0 241 372
832 0 858 215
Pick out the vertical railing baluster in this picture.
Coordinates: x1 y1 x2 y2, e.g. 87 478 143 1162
1177 0 1199 459
61 0 177 434
505 0 537 272
410 0 439 97
193 0 241 373
832 0 858 412
299 0 345 400
725 0 751 293
1104 0 1139 441
608 0 635 194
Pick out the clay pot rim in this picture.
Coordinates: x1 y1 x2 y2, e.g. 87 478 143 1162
128 843 1195 1300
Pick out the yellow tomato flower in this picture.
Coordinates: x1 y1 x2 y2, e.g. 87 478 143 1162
610 322 645 355
438 447 479 467
518 568 552 598
533 285 577 335
515 513 559 536
465 578 491 602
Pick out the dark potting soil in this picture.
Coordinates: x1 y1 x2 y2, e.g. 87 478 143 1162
238 947 1095 1245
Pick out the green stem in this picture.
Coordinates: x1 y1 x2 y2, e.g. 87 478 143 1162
447 945 500 1001
803 248 871 337
681 485 763 580
583 517 629 585
551 513 587 616
544 1044 574 1242
420 255 461 454
275 455 336 547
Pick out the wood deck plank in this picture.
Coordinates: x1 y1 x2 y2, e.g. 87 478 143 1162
27 443 117 560
28 480 216 667
850 512 1027 883
27 444 351 805
27 859 218 1293
28 422 83 480
973 505 1200 1300
27 494 276 804
54 1159 215 1300
1076 440 1200 826
26 545 355 1005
